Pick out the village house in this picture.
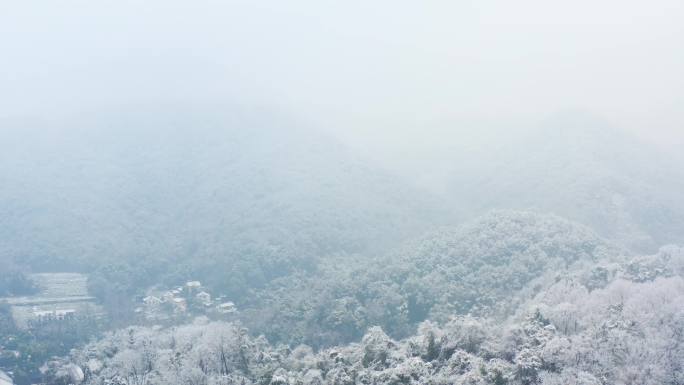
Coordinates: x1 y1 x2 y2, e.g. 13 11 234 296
161 291 175 303
172 298 187 313
196 291 211 305
55 309 76 320
34 310 55 321
185 281 201 295
216 301 236 314
143 296 162 307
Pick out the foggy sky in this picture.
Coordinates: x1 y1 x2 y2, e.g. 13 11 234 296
1 0 683 166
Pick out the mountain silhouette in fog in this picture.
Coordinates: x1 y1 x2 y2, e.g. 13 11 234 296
448 112 684 252
0 106 446 292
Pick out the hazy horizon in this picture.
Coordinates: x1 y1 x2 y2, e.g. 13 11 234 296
2 1 683 157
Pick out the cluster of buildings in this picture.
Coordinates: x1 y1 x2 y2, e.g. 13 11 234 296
136 280 237 322
0 273 102 330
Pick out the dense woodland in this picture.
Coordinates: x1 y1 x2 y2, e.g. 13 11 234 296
0 110 443 300
1 110 683 385
69 244 684 385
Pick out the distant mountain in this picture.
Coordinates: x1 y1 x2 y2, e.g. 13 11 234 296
0 106 446 295
448 113 684 252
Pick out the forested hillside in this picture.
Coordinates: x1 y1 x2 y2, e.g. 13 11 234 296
3 111 683 385
0 108 445 299
448 113 684 252
3 114 683 384
239 211 624 347
3 1 684 384
66 242 684 385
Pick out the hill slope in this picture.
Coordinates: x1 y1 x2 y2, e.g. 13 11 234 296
243 210 623 347
448 113 684 252
0 107 446 296
67 232 684 385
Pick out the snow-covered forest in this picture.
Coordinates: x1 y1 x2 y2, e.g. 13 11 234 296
1 1 684 385
68 225 684 385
